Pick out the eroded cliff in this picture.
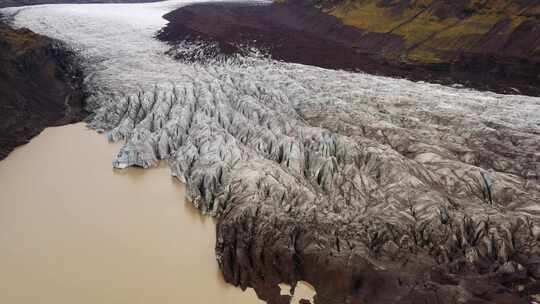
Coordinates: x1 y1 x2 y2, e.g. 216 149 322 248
323 0 540 94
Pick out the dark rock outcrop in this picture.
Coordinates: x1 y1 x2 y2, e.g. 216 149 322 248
0 19 86 159
157 0 540 96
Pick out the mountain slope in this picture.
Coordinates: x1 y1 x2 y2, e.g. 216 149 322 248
0 19 85 159
159 0 540 95
324 0 540 64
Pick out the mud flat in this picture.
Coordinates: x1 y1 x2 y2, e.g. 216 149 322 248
0 123 269 304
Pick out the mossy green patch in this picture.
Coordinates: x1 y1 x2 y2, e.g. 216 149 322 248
329 1 419 32
393 14 458 48
0 28 43 52
326 0 540 63
407 48 442 63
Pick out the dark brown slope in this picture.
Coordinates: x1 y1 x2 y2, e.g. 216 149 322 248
0 20 86 159
157 0 540 96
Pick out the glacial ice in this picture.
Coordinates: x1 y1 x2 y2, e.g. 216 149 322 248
3 1 540 302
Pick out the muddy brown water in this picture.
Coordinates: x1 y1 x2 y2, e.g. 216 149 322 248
0 123 315 304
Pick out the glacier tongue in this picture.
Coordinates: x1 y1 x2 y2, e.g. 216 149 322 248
4 1 540 303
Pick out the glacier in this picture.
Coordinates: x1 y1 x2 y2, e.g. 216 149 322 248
3 1 540 303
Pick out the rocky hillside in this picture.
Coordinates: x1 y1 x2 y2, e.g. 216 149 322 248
321 0 540 91
323 0 540 62
0 19 86 159
159 0 540 95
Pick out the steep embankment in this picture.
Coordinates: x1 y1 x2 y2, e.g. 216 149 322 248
0 19 85 159
158 0 540 95
324 0 540 92
325 0 540 63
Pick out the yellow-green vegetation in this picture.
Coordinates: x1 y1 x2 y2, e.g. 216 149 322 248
527 5 540 16
533 46 540 57
417 14 500 55
0 27 43 53
407 48 443 63
392 14 457 48
327 0 540 63
509 16 526 30
436 14 501 39
329 1 418 32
